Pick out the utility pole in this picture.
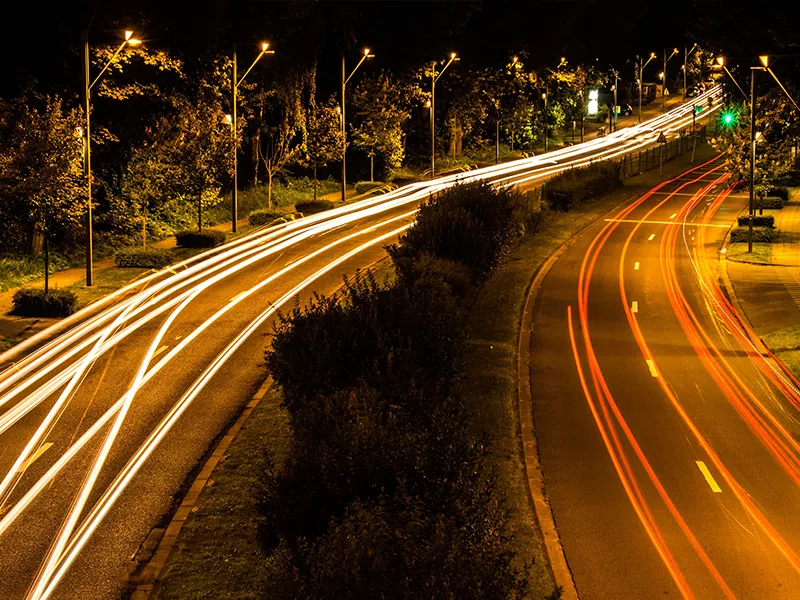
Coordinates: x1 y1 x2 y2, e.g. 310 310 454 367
638 55 643 124
430 64 436 178
81 30 92 286
748 66 757 254
543 90 549 152
613 71 618 132
663 48 667 112
232 47 238 232
580 89 584 143
341 56 347 202
683 46 688 102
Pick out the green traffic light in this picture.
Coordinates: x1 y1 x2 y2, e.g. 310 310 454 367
724 113 733 124
720 110 737 127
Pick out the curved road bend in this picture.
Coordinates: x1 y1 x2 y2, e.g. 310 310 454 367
530 157 800 598
0 89 721 599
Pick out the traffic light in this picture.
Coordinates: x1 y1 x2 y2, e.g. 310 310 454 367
720 109 737 128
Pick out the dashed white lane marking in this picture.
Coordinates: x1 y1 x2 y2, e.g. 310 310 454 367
229 291 246 302
669 213 678 219
648 234 656 241
631 301 639 313
646 359 659 377
18 443 54 473
153 346 169 358
696 461 723 493
634 262 640 270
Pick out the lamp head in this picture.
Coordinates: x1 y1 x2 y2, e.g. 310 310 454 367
425 99 431 108
125 30 134 41
450 52 457 60
650 52 656 58
261 42 270 52
673 48 679 54
542 92 547 100
127 38 142 47
512 55 518 64
224 114 233 125
759 55 769 67
716 56 725 66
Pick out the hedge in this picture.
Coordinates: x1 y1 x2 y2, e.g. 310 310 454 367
737 215 774 228
355 181 386 195
755 196 785 210
730 226 774 243
249 209 285 226
115 247 174 268
295 200 335 214
11 288 77 318
543 161 620 212
175 229 226 248
766 187 789 202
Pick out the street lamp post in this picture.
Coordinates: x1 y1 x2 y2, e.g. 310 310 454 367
579 89 584 143
341 48 374 200
542 91 549 152
662 48 678 112
81 29 141 287
638 52 655 124
748 56 769 253
612 70 619 132
430 52 458 180
715 56 749 101
683 43 697 102
231 42 273 232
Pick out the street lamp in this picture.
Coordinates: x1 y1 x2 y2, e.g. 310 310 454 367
747 55 769 253
231 41 274 232
341 47 375 200
81 29 141 286
542 91 549 152
683 43 698 101
662 47 679 111
430 52 459 179
638 52 656 123
715 56 748 101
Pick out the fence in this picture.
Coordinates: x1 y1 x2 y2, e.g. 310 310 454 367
619 125 707 179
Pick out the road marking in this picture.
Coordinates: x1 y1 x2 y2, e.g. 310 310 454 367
631 301 639 313
648 234 656 241
175 335 183 341
634 261 640 270
604 218 728 228
167 267 176 274
646 359 658 377
696 461 722 493
669 213 677 219
229 291 246 303
17 443 53 473
153 345 169 358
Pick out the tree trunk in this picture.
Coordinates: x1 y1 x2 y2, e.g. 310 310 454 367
44 234 49 294
267 170 273 210
142 207 147 249
313 161 318 201
370 152 374 182
198 192 202 232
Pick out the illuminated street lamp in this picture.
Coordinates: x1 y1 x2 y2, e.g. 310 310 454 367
81 29 141 286
746 55 769 253
714 56 748 101
430 52 459 179
542 91 549 152
683 43 698 101
662 47 678 111
231 41 274 232
638 52 656 123
341 48 375 198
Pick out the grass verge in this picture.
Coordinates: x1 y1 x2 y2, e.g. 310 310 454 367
725 242 772 264
763 324 800 379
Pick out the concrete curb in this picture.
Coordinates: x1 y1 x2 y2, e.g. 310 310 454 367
129 377 273 600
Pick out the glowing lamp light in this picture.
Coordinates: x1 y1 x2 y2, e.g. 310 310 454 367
364 48 371 56
261 42 270 52
759 55 769 67
124 30 134 41
224 114 233 125
450 52 457 60
587 89 599 115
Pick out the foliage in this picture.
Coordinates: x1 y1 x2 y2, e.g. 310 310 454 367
730 226 774 243
0 254 68 292
355 180 387 194
249 208 286 226
351 72 415 175
388 180 525 282
11 288 78 318
295 200 334 214
756 196 786 210
767 186 789 202
543 161 620 211
0 94 85 254
299 98 344 200
114 247 174 268
174 229 226 248
737 215 774 228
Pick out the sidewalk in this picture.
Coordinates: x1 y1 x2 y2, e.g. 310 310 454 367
771 188 800 266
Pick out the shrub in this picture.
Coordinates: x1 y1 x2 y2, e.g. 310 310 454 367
766 186 789 202
114 247 173 268
730 226 774 243
174 229 226 248
543 160 620 211
755 196 785 210
737 215 774 228
355 181 386 195
295 199 335 214
11 288 77 318
248 208 285 226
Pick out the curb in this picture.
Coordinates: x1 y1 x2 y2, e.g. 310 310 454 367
129 377 273 600
724 254 797 268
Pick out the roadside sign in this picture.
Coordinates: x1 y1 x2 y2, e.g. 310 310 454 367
657 132 667 144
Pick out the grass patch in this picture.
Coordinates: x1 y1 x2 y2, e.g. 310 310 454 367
158 386 290 600
763 324 800 352
726 242 772 264
0 254 69 292
67 267 149 308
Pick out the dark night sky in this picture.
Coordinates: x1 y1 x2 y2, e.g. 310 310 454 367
2 0 799 99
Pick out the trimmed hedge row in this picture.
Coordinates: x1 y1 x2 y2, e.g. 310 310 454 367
11 288 77 318
755 196 785 210
355 181 386 194
737 215 775 228
115 247 174 268
295 199 335 214
543 160 620 211
766 186 789 202
730 226 774 243
248 209 285 226
175 229 226 248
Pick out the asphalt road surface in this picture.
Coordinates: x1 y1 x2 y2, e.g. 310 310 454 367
530 158 800 598
0 89 722 599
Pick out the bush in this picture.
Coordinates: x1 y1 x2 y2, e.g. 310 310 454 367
355 181 386 195
766 186 789 202
730 226 774 243
114 247 173 268
543 161 620 211
755 196 785 210
737 215 774 228
11 288 77 318
248 208 285 226
295 199 335 214
174 229 226 248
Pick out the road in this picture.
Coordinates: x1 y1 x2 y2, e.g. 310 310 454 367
529 157 800 598
0 89 721 600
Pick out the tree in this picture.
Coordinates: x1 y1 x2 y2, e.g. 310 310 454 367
0 95 85 291
301 98 344 200
350 72 415 179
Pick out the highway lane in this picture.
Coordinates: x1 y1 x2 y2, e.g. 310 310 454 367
529 158 800 598
0 89 722 599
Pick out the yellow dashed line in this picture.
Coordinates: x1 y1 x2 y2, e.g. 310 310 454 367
696 461 722 493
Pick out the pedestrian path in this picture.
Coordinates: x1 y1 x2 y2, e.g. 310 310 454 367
771 188 800 266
